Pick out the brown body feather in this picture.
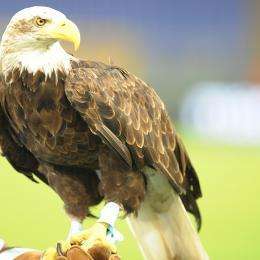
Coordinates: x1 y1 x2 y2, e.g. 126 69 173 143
0 59 202 226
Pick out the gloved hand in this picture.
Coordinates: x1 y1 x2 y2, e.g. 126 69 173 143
15 245 120 260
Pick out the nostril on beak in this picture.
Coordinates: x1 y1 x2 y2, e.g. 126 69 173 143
61 22 66 27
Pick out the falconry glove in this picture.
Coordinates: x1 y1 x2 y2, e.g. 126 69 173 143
13 245 121 260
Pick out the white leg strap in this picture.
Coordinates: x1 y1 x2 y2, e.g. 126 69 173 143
97 202 120 227
67 218 83 239
97 202 123 243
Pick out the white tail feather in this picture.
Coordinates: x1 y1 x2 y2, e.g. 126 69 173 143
127 169 208 260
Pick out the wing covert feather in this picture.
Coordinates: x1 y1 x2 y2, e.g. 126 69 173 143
65 62 196 195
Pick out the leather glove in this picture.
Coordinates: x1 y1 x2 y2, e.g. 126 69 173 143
15 245 121 260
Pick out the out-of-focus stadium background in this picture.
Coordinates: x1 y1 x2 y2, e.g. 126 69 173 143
1 0 260 259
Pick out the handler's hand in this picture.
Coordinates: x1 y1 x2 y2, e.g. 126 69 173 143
15 245 120 260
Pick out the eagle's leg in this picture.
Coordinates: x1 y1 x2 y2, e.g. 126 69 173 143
42 218 84 260
65 142 147 255
69 202 120 253
39 163 103 259
64 147 146 255
98 147 146 216
67 218 84 240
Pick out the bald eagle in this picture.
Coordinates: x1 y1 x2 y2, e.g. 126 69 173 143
0 6 205 260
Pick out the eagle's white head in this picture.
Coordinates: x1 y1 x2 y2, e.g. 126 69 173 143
0 6 80 78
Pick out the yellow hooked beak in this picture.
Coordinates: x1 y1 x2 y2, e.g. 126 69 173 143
48 18 81 50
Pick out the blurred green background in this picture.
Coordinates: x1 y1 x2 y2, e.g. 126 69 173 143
1 0 260 259
1 136 260 259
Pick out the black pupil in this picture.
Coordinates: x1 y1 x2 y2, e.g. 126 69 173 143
38 19 45 25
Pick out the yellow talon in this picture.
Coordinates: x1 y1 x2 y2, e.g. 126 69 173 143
41 247 57 260
42 222 117 259
70 222 117 254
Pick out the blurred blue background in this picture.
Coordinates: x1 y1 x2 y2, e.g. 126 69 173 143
0 0 250 114
1 1 260 259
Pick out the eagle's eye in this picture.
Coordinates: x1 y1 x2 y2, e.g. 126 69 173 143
35 17 47 27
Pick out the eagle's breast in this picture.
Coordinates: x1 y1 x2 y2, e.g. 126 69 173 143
2 68 100 167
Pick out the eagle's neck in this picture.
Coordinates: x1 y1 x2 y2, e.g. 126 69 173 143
0 41 73 80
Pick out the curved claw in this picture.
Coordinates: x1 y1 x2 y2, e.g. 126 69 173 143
56 240 71 256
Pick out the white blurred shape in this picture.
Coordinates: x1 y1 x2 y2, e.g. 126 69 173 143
180 82 260 145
